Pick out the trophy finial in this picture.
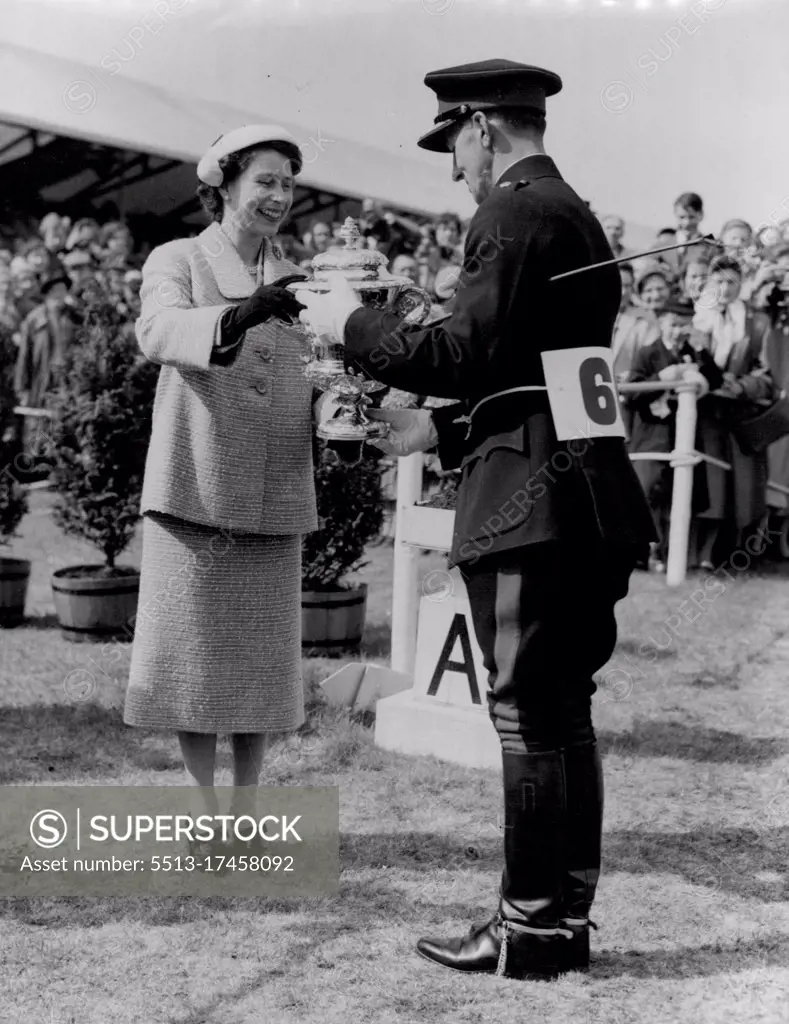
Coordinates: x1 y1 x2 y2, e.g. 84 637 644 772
339 217 361 249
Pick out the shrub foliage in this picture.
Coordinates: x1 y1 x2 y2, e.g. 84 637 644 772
48 293 158 568
302 441 384 590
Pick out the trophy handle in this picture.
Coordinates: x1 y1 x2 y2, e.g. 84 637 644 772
388 284 432 325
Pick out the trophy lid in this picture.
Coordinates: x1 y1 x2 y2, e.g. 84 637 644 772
311 217 388 280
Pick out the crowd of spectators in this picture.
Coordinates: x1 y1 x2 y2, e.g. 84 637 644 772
5 190 789 569
0 201 469 420
0 200 468 417
608 191 789 572
288 200 466 316
0 213 143 409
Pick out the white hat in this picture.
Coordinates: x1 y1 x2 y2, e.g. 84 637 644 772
196 124 302 186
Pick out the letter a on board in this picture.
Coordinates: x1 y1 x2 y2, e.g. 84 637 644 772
426 613 481 704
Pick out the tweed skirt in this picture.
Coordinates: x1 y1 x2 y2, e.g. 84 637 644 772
123 512 305 733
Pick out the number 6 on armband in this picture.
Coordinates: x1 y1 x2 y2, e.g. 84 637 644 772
541 347 626 442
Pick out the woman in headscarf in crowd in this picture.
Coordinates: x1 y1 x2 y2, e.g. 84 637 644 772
615 263 667 389
635 262 673 316
123 125 326 857
688 255 776 568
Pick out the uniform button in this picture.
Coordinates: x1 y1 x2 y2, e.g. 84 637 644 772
256 346 274 362
254 382 268 395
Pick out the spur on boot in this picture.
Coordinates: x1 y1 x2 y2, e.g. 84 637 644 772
416 910 573 980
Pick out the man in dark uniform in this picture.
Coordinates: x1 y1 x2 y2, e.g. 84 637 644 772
297 58 656 980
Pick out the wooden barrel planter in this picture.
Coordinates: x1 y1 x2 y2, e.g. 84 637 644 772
302 583 367 655
51 565 140 642
0 556 31 627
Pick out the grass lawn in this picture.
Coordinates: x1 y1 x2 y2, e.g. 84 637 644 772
1 491 788 1023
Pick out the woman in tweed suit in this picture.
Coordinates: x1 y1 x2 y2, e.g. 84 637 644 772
124 126 318 825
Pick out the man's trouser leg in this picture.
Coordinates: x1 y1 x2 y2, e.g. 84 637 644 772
463 542 637 970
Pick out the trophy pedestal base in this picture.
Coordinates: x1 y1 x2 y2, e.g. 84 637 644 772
375 690 501 770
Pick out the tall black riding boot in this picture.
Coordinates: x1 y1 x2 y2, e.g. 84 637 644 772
416 750 573 979
558 741 604 971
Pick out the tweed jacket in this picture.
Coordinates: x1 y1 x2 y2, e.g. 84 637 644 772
137 222 317 535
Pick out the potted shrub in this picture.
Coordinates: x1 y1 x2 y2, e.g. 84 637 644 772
47 289 158 641
0 324 30 625
302 440 385 654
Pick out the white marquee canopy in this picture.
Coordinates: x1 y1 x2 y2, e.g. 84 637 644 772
0 10 475 220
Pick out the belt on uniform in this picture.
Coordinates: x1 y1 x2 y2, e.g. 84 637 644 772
455 386 548 440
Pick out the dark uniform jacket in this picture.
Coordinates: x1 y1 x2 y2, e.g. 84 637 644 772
344 154 656 566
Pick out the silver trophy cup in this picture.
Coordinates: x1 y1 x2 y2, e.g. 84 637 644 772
288 217 432 442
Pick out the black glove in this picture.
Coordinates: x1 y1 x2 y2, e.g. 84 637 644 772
219 274 308 346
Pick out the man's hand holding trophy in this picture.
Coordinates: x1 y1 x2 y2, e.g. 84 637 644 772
295 274 361 346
